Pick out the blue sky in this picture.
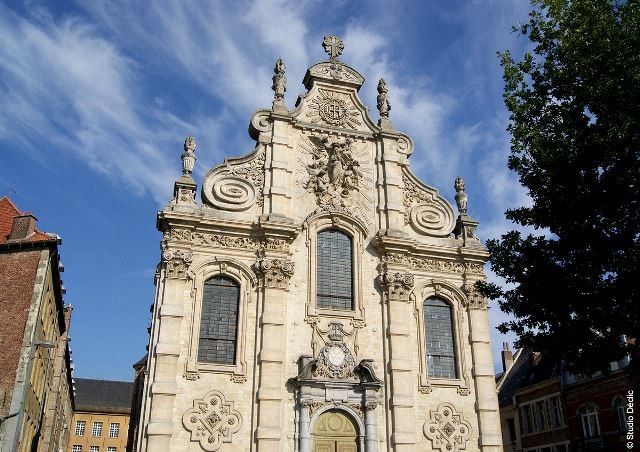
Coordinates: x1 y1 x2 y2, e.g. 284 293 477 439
0 0 533 381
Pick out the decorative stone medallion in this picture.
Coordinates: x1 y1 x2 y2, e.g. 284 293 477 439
313 323 357 380
182 390 242 451
307 89 361 129
423 403 472 452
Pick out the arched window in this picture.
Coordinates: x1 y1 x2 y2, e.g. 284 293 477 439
579 404 600 439
198 275 240 365
613 396 627 431
316 229 353 310
423 298 457 378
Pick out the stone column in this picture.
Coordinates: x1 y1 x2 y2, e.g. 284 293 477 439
465 284 503 452
254 258 294 452
364 401 378 452
299 398 312 452
379 271 416 451
145 251 191 450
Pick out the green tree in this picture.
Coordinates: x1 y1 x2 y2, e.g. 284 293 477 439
486 0 640 374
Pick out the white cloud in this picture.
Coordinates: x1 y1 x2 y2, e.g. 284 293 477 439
0 8 203 203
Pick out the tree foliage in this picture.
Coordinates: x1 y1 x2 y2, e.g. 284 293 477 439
486 0 640 373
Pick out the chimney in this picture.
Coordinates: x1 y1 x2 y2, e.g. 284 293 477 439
8 213 37 241
502 342 514 373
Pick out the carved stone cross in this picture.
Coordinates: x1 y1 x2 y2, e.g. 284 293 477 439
322 35 344 61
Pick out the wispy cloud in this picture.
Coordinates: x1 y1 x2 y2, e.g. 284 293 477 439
0 7 200 202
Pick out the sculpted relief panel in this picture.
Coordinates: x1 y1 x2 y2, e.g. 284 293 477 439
182 390 242 451
306 89 362 130
297 134 373 223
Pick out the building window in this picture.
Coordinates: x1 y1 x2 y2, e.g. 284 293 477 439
535 400 548 431
75 420 86 436
107 448 117 452
522 404 534 434
506 417 516 443
579 404 600 439
423 297 457 378
198 275 240 365
316 230 353 310
614 396 627 431
548 396 563 427
109 423 120 438
92 421 102 437
72 446 82 452
89 447 99 452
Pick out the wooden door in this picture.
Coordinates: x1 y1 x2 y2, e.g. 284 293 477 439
313 410 358 452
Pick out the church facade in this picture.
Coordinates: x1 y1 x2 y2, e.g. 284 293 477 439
136 36 503 452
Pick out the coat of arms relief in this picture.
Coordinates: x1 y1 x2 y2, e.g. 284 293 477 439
297 134 373 222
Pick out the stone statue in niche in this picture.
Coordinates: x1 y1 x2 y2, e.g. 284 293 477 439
303 135 363 205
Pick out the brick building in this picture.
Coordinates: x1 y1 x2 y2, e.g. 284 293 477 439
497 343 634 452
0 196 74 451
68 378 134 452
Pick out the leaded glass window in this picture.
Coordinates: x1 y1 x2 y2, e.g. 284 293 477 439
423 297 458 378
198 275 240 365
316 229 353 310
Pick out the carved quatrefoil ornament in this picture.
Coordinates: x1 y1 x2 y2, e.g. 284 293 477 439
423 403 472 452
182 390 242 451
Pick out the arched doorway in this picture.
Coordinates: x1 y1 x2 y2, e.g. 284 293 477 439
313 409 359 452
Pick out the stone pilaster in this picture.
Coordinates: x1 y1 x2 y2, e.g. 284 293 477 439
465 284 503 451
254 258 294 451
379 271 416 451
144 251 191 450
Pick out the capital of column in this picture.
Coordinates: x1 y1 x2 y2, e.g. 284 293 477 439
254 258 295 288
463 283 488 310
162 250 193 279
378 271 414 301
364 401 377 411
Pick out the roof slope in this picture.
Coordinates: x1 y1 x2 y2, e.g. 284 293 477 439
0 196 53 244
74 378 134 414
497 348 562 407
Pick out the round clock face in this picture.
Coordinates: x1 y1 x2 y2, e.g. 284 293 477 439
327 345 346 367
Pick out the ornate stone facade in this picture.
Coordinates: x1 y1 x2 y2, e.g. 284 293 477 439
137 35 503 452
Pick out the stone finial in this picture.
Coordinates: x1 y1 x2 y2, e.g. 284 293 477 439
376 78 391 118
271 58 287 110
454 176 468 214
322 35 344 61
182 136 197 176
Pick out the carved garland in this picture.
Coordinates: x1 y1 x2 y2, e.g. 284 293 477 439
166 228 290 252
182 390 242 451
383 253 484 275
